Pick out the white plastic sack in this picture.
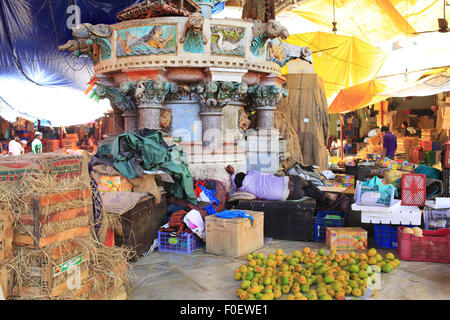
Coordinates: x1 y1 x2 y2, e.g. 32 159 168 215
183 210 206 240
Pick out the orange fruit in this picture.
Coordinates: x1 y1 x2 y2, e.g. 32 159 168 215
303 247 311 254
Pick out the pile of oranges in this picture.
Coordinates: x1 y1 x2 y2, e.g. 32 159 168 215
234 247 399 300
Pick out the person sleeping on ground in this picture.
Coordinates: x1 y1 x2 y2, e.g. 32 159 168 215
225 165 327 202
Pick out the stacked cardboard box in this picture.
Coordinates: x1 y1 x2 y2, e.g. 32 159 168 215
43 139 60 153
63 133 79 150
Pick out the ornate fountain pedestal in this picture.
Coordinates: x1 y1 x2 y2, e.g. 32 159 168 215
59 3 314 185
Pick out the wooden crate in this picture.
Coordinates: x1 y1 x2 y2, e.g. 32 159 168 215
12 242 90 299
64 134 79 142
114 194 167 261
14 189 91 248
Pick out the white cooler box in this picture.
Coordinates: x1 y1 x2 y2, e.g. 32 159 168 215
352 200 422 225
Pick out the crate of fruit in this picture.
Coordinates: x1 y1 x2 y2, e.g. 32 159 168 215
397 227 450 263
374 224 417 250
313 211 346 242
158 231 201 255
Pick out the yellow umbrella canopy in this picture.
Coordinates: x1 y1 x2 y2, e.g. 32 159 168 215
283 32 388 104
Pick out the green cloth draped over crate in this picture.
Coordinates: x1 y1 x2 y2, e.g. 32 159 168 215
96 131 197 204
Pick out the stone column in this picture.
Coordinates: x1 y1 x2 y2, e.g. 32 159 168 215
222 83 249 142
95 83 138 133
138 104 163 130
108 109 124 135
164 84 202 142
245 85 289 173
121 80 172 131
122 110 138 133
197 81 248 148
247 85 288 131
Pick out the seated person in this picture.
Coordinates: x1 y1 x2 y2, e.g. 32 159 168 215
401 121 416 136
330 137 341 157
225 165 315 201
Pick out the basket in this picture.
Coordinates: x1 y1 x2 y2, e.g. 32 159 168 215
424 206 450 230
158 231 201 255
314 211 346 242
397 227 450 263
401 173 426 206
374 224 417 249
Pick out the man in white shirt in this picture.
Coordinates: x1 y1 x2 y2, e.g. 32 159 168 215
330 137 341 157
8 137 24 156
32 132 43 154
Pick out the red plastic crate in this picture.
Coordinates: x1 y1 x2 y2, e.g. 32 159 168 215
420 140 432 151
412 148 425 164
397 227 450 263
401 173 426 206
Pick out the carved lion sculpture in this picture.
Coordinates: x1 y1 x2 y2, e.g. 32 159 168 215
180 12 207 45
253 19 289 40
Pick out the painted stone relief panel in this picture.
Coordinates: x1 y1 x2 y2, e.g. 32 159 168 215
210 25 245 57
116 25 176 57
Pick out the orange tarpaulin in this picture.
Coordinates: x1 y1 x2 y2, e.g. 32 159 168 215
328 80 389 114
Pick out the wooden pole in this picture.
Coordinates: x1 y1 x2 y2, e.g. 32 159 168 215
340 113 344 160
60 127 63 149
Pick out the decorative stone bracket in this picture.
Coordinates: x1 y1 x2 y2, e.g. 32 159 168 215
95 84 136 112
58 23 113 63
250 20 289 57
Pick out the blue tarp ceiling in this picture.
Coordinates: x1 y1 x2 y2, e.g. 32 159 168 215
0 1 227 127
0 0 142 126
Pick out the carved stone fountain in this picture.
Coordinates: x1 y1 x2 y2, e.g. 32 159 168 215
59 0 313 183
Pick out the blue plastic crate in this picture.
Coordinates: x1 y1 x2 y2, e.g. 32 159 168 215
314 211 346 242
158 231 201 254
374 224 417 249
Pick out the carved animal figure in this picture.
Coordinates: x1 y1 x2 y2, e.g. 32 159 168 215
58 23 112 57
180 12 207 44
253 19 289 40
